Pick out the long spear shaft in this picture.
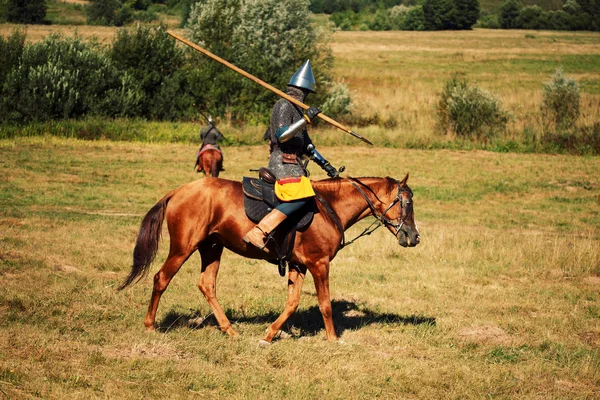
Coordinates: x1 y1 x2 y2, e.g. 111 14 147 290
167 30 373 146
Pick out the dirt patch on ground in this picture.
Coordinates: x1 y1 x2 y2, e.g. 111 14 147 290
581 330 600 346
55 264 81 274
104 341 188 360
457 325 511 345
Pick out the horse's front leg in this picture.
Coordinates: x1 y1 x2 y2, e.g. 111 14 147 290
261 264 307 345
309 259 338 342
197 242 238 337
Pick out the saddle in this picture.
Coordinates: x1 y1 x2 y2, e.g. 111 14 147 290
242 168 315 276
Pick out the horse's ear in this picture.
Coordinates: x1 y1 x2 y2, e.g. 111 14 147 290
400 172 409 186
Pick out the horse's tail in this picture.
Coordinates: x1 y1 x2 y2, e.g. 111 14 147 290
118 191 174 290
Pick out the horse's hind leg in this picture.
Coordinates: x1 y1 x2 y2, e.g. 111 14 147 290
197 242 238 337
262 264 307 344
144 248 193 331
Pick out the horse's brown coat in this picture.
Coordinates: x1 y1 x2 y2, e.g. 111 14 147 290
197 149 222 177
120 175 419 343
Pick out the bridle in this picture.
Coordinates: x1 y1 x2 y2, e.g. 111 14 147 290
322 177 411 248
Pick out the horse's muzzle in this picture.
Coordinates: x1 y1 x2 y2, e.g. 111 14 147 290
398 230 420 247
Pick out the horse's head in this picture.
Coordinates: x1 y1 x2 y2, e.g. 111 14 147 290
384 173 420 248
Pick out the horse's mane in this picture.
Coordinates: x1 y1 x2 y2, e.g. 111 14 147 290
311 177 399 224
312 176 398 194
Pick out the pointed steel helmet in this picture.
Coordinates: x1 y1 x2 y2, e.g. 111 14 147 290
288 60 316 93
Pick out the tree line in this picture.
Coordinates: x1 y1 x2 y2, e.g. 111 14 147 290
0 0 351 125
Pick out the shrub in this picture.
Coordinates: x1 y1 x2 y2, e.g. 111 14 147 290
0 29 25 89
541 69 580 130
6 0 46 24
0 34 141 122
108 24 187 119
86 0 132 26
320 81 352 118
436 76 508 140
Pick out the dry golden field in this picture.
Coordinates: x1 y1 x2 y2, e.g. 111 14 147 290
330 29 600 138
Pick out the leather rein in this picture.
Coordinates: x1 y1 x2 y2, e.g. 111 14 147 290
316 177 411 249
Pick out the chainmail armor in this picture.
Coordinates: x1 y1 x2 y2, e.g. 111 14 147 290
200 124 223 146
268 86 314 180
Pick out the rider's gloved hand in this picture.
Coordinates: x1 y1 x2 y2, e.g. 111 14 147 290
324 163 339 178
304 106 321 124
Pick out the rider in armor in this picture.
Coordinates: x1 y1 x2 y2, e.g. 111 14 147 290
243 60 340 253
199 116 224 148
195 115 225 173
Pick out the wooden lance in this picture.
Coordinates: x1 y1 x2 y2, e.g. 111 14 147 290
167 30 373 146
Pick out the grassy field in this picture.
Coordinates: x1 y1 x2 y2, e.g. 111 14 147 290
1 137 599 398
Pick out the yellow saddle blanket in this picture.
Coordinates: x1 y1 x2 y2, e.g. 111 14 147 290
274 176 315 201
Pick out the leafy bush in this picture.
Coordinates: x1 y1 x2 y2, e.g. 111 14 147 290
108 24 188 120
6 0 46 24
320 81 353 118
541 69 580 130
0 35 141 122
436 76 508 140
0 29 25 89
86 0 133 26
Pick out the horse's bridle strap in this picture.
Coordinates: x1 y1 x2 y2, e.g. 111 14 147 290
347 178 406 237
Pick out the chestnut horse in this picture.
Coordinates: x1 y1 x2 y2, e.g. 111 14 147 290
195 145 223 177
119 174 419 344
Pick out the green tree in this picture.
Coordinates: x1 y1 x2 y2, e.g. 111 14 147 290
423 0 455 30
499 0 521 29
86 0 132 26
453 0 479 29
517 5 545 29
6 0 46 24
187 0 344 122
109 25 187 119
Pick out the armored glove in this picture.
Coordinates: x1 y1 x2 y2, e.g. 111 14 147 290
304 106 321 123
323 163 339 178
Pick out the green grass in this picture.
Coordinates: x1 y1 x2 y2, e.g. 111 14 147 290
0 137 599 398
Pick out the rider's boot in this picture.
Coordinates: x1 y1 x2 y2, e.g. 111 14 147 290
242 209 287 254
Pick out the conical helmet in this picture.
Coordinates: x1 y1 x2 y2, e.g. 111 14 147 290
288 60 316 93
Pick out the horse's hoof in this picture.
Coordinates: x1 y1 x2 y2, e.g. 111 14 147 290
275 330 291 340
258 340 271 348
224 327 239 337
